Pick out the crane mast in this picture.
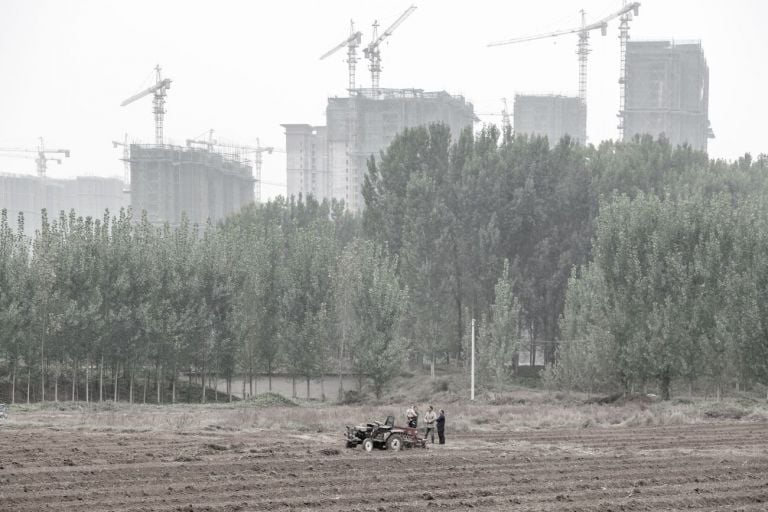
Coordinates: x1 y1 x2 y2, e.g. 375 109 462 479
363 5 417 92
120 65 172 145
617 1 640 136
112 133 131 188
501 98 512 135
320 20 363 91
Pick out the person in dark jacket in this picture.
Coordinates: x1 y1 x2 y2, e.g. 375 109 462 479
436 409 446 445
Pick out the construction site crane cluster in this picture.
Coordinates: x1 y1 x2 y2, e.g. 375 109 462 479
1 1 714 229
320 5 417 94
488 1 640 141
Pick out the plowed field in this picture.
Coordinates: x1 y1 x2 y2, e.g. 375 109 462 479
1 419 767 511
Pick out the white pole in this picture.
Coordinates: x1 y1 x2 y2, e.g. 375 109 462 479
470 318 475 401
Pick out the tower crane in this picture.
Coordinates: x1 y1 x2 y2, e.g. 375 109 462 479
363 5 417 92
320 20 363 91
185 129 217 151
617 1 640 137
120 65 172 145
488 2 640 134
501 98 512 134
112 133 131 190
0 137 70 178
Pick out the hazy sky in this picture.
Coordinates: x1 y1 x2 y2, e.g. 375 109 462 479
1 0 765 200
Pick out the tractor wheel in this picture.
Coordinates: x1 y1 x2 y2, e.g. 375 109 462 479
386 434 403 451
362 438 374 452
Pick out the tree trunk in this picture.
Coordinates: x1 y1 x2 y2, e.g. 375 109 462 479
214 371 218 402
242 374 246 400
26 366 30 404
430 355 435 379
292 376 296 398
54 365 59 403
11 361 16 404
660 368 671 401
248 364 253 398
85 360 90 404
187 371 192 403
156 364 161 404
228 377 232 403
99 356 103 403
320 374 325 402
200 364 206 404
143 370 148 404
268 362 273 392
129 365 134 404
306 376 310 399
72 358 77 402
113 364 119 402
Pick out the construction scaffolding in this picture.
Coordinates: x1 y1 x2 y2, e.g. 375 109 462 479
623 40 713 151
129 144 254 226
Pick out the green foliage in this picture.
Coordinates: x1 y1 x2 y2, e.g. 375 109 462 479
342 239 408 399
3 127 768 405
477 260 522 388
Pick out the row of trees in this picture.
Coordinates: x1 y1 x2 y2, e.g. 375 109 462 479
2 123 767 401
551 193 768 398
364 125 768 397
0 199 406 403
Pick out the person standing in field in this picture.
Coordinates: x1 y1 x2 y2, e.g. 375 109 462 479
423 405 437 443
436 409 446 445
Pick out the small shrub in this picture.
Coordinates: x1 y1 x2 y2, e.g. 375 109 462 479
246 393 298 407
340 390 364 405
703 406 749 420
432 379 449 393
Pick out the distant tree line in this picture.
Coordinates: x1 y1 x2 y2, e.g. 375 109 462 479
1 123 767 402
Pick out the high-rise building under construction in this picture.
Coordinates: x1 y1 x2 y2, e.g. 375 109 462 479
622 40 713 151
0 174 127 232
513 94 587 145
129 144 254 226
283 88 477 212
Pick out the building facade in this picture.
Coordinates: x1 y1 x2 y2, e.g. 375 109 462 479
284 88 477 212
129 144 254 226
0 173 127 232
623 40 713 151
513 94 587 145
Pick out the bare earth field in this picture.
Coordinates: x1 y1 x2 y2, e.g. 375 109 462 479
1 403 767 511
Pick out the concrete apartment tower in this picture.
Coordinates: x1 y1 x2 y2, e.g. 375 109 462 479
283 88 477 212
129 144 254 226
622 40 713 151
0 174 126 233
513 94 587 145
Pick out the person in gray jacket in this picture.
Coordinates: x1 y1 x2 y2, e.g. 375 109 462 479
423 405 437 443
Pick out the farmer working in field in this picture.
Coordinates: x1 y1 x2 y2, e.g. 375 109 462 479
423 405 437 443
